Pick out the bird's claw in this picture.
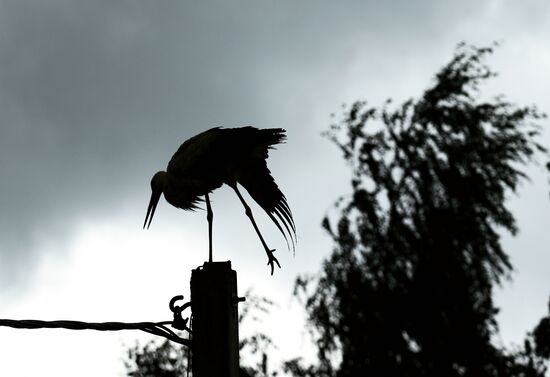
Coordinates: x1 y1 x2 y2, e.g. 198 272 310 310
266 249 281 275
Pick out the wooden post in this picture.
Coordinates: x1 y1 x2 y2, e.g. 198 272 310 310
191 261 240 377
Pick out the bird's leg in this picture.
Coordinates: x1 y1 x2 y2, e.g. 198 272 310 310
232 185 280 275
205 193 213 263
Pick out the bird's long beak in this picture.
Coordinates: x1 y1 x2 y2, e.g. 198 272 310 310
143 188 162 229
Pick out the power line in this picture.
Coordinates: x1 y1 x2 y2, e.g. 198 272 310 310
0 295 192 347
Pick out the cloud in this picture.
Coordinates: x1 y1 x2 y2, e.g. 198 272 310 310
1 0 549 298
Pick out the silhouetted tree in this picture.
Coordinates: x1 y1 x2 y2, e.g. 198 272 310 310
125 338 188 377
124 291 277 377
291 43 550 377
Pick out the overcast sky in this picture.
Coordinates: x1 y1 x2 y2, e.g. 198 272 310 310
1 1 549 376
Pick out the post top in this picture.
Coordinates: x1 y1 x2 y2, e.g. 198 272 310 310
195 260 233 272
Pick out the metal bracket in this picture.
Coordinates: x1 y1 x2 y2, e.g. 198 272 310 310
169 295 192 333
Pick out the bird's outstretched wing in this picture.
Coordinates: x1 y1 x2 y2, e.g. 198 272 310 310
238 160 296 252
166 126 295 249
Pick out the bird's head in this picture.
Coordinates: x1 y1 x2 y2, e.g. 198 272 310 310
143 171 167 229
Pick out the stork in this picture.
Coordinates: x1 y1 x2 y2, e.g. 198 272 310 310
143 126 295 274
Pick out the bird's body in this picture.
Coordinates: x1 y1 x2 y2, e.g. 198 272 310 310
144 126 295 274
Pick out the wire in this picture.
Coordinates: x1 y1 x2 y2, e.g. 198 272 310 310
187 314 193 377
1 296 192 348
0 318 190 347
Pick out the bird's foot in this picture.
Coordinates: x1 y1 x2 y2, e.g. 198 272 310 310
266 249 281 275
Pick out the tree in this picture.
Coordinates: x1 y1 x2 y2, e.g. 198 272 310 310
125 338 188 377
291 43 550 377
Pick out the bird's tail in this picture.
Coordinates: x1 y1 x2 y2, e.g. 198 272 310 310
260 128 287 149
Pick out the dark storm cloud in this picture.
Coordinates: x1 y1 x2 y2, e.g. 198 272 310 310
1 0 548 293
0 0 384 290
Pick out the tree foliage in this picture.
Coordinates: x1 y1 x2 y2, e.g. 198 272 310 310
294 43 550 377
125 338 188 377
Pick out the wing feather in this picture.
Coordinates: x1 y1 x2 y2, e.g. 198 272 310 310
238 162 296 252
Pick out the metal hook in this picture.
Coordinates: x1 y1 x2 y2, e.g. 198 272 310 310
169 295 192 332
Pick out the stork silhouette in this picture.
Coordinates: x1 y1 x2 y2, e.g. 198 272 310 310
144 126 295 274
